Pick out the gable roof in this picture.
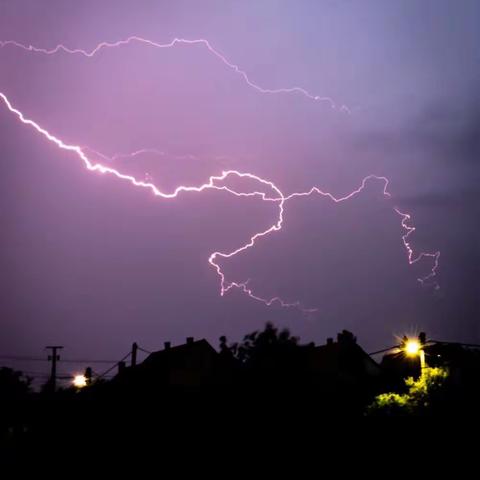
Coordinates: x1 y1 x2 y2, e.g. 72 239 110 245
142 339 217 367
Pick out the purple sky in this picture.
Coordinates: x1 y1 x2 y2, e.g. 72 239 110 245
0 1 478 377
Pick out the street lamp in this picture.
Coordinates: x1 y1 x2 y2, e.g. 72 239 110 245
405 339 420 356
73 374 87 388
403 337 426 370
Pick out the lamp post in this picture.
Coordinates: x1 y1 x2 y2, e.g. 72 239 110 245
73 374 87 388
403 337 426 371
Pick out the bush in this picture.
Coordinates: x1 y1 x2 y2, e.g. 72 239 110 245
366 367 448 416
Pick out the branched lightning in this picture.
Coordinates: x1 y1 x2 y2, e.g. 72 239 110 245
0 91 306 310
286 180 440 290
394 207 440 288
0 36 440 312
82 146 201 163
0 36 350 112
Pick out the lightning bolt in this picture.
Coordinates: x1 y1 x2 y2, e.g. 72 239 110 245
285 180 440 290
0 91 439 313
0 36 350 112
394 207 440 287
0 36 440 312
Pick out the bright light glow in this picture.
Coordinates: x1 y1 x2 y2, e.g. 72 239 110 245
73 374 87 388
405 339 421 356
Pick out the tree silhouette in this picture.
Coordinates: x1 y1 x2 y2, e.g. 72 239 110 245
219 322 306 394
0 367 32 400
221 322 299 365
0 367 32 438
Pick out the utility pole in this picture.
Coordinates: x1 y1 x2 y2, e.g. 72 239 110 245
418 332 427 371
131 342 138 367
84 367 93 386
46 345 63 392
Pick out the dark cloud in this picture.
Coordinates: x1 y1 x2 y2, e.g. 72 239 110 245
354 101 480 163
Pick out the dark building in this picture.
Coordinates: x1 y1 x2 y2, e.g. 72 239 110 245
111 331 381 393
100 329 382 417
110 337 236 395
140 337 227 389
308 330 381 381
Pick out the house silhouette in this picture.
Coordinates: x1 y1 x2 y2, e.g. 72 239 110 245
106 329 381 411
308 330 381 382
110 337 235 394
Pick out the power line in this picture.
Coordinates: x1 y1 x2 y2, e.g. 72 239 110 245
137 346 152 354
429 340 480 349
368 345 399 356
96 351 132 379
19 371 51 377
369 339 480 357
0 355 123 363
59 358 120 364
1 349 135 383
0 355 47 362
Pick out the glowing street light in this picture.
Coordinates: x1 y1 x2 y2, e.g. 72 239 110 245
73 374 87 388
402 336 426 370
405 339 421 356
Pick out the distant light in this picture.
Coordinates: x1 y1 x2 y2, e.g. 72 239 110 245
405 339 421 356
73 374 87 388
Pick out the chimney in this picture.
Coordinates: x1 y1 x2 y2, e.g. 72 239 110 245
186 337 194 345
164 341 171 350
337 330 356 344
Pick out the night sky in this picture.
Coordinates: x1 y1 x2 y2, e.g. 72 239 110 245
0 1 478 377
